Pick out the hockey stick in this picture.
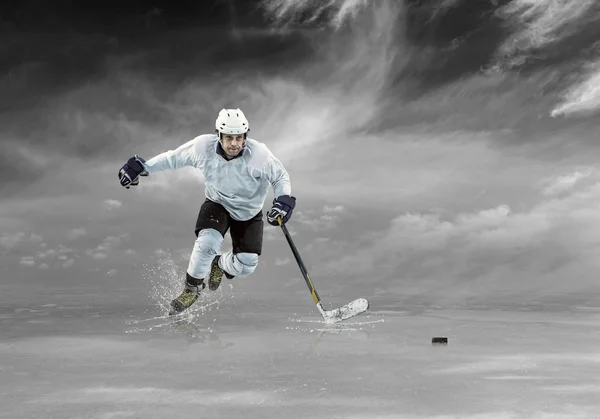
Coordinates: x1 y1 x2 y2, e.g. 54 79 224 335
277 216 369 323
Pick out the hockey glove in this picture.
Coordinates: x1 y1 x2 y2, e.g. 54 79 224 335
118 155 148 189
267 195 296 226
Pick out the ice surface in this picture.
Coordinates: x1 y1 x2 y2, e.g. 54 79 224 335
2 287 600 419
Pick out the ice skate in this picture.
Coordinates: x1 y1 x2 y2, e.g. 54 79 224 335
207 255 234 291
169 279 206 315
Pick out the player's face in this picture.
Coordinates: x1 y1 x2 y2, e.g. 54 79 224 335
221 134 245 157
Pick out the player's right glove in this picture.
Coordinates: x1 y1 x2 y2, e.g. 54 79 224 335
118 155 148 189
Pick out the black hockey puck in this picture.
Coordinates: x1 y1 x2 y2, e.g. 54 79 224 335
431 337 448 345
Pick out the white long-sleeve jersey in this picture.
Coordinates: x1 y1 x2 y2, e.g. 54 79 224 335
142 134 292 221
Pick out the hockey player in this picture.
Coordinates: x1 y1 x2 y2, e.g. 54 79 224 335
118 108 296 315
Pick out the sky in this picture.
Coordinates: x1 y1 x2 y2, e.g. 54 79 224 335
2 0 600 309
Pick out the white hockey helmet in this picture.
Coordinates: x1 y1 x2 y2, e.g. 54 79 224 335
215 108 249 135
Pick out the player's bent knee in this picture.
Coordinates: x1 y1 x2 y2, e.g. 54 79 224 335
234 252 259 276
196 228 223 253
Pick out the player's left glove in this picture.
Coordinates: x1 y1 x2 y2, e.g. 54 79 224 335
118 155 148 189
267 195 296 226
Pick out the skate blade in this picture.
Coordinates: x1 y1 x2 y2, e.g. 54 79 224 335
321 298 369 324
168 305 188 317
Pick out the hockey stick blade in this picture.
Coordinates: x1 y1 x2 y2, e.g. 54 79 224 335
317 298 369 323
277 218 369 323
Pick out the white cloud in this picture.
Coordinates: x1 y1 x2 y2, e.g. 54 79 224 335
103 199 123 211
551 60 600 117
37 249 57 260
62 258 75 268
323 205 345 213
293 206 349 231
0 232 44 252
17 249 78 269
261 0 370 29
326 172 600 300
86 235 128 260
541 168 595 196
496 0 597 67
58 245 74 254
99 235 125 250
33 246 76 268
19 256 35 267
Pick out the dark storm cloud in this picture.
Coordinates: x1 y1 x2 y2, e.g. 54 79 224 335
0 33 121 114
121 27 313 81
0 0 315 178
0 140 48 194
0 0 250 32
0 0 311 110
394 0 514 95
499 7 600 74
391 0 600 102
394 0 599 87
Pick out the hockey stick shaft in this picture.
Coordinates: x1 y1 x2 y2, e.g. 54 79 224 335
277 217 322 305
